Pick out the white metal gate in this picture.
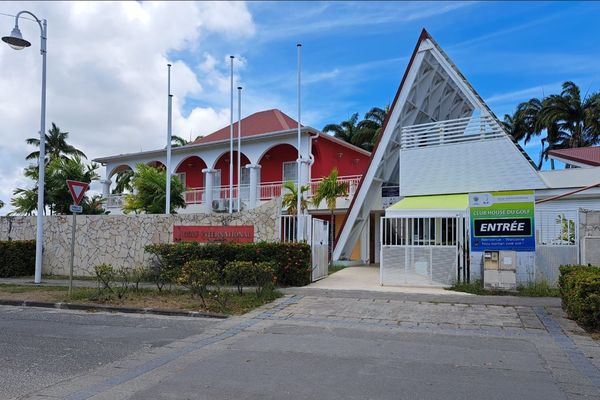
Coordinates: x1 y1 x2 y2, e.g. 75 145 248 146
534 210 579 285
311 218 329 281
279 215 329 282
380 215 468 286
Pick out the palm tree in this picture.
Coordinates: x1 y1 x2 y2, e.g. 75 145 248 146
10 187 38 215
504 82 600 169
323 113 362 144
26 123 86 162
538 81 600 149
503 99 543 144
123 163 186 214
171 135 189 148
45 156 100 214
113 169 134 194
311 169 349 262
281 181 309 214
82 194 108 215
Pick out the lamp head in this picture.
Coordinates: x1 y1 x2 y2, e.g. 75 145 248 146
2 26 31 50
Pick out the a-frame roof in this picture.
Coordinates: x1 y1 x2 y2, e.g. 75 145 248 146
333 29 545 261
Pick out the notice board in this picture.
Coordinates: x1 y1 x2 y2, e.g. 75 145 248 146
469 190 535 252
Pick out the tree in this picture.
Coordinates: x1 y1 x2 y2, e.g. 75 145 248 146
322 106 388 151
11 157 101 215
123 163 186 214
82 194 108 215
311 169 349 262
113 169 134 194
0 200 4 209
281 181 309 215
11 165 45 215
504 81 600 169
10 187 38 215
45 156 100 214
26 123 86 163
356 106 389 150
323 113 362 144
171 135 189 147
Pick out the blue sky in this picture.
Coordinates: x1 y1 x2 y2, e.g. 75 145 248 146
1 1 599 212
172 1 600 167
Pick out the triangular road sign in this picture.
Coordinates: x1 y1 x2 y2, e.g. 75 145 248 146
66 180 89 205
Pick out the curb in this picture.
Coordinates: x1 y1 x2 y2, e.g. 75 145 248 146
0 299 228 319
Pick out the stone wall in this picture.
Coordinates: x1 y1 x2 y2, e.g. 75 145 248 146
579 210 600 266
0 200 280 276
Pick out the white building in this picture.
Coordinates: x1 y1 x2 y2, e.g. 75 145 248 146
333 30 600 286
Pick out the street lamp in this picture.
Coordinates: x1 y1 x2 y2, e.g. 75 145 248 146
3 11 48 284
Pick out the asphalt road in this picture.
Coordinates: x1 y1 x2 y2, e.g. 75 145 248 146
3 291 600 400
0 307 217 399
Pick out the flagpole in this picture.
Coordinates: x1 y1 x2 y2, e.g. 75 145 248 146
296 43 303 241
237 86 242 212
165 63 173 214
229 56 234 213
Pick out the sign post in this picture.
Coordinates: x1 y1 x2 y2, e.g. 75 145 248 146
66 180 89 297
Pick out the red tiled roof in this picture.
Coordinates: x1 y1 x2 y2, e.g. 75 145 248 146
548 146 600 167
191 109 301 145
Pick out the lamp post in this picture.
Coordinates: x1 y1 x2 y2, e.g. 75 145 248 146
3 11 47 284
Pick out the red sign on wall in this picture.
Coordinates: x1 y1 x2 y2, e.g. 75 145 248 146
173 226 254 243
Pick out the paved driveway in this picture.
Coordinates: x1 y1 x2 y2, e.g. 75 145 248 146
10 289 600 400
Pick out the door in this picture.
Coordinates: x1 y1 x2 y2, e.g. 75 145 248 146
311 218 329 281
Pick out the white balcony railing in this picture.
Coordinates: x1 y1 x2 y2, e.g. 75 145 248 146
107 175 363 209
184 175 363 206
400 114 504 150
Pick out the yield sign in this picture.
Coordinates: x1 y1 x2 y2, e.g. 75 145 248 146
66 180 89 205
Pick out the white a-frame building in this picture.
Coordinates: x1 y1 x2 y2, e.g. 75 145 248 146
333 30 600 286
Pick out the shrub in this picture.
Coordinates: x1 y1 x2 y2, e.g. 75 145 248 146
92 264 133 299
224 261 254 294
129 265 148 291
94 264 115 290
178 260 219 306
253 262 275 295
0 240 36 278
145 242 311 287
559 265 600 330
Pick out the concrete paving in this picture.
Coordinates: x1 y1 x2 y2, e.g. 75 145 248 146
308 266 471 295
10 289 600 400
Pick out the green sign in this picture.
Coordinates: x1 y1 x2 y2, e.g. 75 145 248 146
469 190 535 252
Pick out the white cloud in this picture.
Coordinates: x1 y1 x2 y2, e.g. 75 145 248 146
0 1 255 214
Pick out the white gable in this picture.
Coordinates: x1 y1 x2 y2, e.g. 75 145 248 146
333 31 546 261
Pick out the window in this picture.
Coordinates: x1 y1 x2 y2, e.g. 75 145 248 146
283 161 297 183
176 172 186 187
241 167 250 185
213 170 221 187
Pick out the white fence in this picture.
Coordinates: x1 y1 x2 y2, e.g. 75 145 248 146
534 210 579 284
380 216 468 286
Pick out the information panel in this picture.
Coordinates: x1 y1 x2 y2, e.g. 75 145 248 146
173 226 254 243
469 190 535 252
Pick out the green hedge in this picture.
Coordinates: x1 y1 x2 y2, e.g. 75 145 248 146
0 240 36 278
559 265 600 330
145 242 312 287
